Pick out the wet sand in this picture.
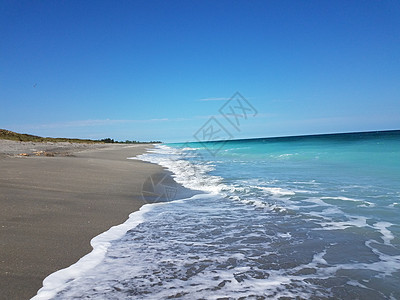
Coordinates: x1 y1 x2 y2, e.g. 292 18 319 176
0 143 163 299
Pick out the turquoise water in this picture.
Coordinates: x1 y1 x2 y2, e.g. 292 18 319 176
40 130 400 299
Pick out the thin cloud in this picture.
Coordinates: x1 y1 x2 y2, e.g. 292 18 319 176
11 112 277 132
11 110 277 133
198 97 230 102
28 118 170 129
270 99 293 103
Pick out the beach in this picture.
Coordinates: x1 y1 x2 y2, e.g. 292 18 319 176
1 132 399 300
48 132 397 299
0 141 163 299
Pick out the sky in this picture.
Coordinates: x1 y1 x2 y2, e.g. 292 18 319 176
1 0 399 142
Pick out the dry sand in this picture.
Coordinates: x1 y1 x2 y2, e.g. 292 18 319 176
0 139 109 158
0 141 170 299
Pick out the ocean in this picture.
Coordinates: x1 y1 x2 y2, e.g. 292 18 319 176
34 130 400 299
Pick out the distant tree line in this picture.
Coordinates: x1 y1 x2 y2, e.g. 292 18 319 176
98 138 162 144
0 129 161 144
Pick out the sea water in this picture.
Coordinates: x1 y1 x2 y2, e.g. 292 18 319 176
34 131 400 299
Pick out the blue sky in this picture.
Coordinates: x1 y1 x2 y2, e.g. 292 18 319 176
1 0 399 142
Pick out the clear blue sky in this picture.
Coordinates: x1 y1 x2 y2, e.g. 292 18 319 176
1 0 399 142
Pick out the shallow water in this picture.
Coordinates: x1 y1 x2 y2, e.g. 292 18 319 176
37 131 400 299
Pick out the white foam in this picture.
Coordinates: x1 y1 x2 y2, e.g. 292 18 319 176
133 145 295 212
321 196 376 207
373 222 395 245
30 140 400 299
304 197 333 207
277 153 294 158
293 188 319 194
314 216 369 231
277 232 292 239
32 204 157 300
311 249 328 265
125 144 400 298
232 196 288 212
251 186 295 196
132 145 227 194
181 147 200 151
321 196 360 202
292 180 320 185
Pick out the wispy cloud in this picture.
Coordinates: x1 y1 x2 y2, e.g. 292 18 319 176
28 118 170 129
270 98 293 103
198 97 230 102
199 95 256 102
9 111 279 133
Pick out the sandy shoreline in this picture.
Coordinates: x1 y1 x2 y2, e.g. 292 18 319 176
0 141 166 299
0 139 110 158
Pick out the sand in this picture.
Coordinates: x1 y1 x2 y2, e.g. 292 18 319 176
0 141 168 299
0 139 110 158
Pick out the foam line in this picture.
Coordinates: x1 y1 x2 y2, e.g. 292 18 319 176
32 204 155 299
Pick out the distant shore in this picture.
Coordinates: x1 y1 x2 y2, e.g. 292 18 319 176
0 141 163 299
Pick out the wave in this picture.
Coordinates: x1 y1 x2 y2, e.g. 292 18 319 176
32 204 155 299
36 142 400 299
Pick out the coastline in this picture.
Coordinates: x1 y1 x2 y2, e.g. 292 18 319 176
0 142 166 299
2 134 398 298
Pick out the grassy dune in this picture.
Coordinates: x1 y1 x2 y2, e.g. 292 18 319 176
0 129 102 144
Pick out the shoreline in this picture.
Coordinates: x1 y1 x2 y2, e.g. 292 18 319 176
0 141 174 299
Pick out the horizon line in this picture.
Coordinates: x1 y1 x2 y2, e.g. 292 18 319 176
168 128 400 144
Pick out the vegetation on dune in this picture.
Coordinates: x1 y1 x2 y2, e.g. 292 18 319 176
0 129 161 144
99 138 162 144
0 129 99 143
